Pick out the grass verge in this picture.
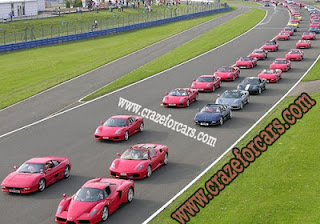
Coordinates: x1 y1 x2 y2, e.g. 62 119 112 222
149 61 320 223
0 8 234 109
83 8 265 101
302 56 320 81
222 0 261 6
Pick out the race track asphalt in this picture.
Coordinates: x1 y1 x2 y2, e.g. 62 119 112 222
0 5 319 224
0 6 250 137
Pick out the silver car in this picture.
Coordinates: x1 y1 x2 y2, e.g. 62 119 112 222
215 90 249 110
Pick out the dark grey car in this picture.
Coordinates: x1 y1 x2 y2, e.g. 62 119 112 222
237 77 267 95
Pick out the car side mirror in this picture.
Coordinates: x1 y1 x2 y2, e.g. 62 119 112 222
193 79 196 81
165 92 168 96
63 193 67 200
13 166 17 170
100 121 104 125
116 153 121 157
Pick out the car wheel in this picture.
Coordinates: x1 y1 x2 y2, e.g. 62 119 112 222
124 131 129 141
164 153 168 165
64 165 70 179
258 88 262 95
38 179 46 192
219 117 224 125
147 165 152 178
186 100 190 107
101 206 109 221
127 187 134 203
229 111 232 119
139 123 144 132
240 103 243 110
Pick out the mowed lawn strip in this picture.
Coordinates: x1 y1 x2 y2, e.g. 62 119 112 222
0 9 234 109
302 56 320 81
83 8 265 101
150 62 320 224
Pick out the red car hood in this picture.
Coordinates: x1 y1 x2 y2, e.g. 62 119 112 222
270 64 286 68
192 82 212 88
214 72 233 77
163 96 188 104
113 159 148 172
96 126 125 136
67 200 97 220
259 73 276 79
2 172 41 187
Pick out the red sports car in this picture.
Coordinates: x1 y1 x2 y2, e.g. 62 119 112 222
311 14 320 19
249 48 268 60
94 115 144 141
110 143 168 179
191 75 221 92
236 57 258 69
302 32 316 40
262 40 279 51
277 32 290 40
270 58 291 72
309 22 320 28
55 178 134 224
258 69 282 83
281 28 294 36
162 88 198 107
310 18 320 23
213 66 240 81
286 49 304 61
1 157 71 194
296 40 311 48
290 18 300 23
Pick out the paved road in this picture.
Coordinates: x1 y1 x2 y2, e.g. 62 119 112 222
0 5 318 224
0 6 250 137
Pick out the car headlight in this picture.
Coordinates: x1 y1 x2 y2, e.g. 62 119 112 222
237 85 242 90
137 164 145 170
24 187 30 190
206 83 213 87
179 98 187 102
163 97 168 102
95 129 101 134
57 206 63 214
191 83 196 87
115 129 124 135
228 73 233 77
235 99 242 104
111 162 115 169
89 209 98 217
216 99 221 103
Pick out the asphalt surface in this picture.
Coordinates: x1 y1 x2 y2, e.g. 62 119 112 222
0 6 250 137
0 4 319 224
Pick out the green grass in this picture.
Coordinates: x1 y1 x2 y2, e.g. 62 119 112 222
302 57 320 81
222 0 261 6
83 8 265 101
0 8 234 109
150 56 320 224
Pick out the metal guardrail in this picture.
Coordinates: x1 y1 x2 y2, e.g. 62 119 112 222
0 6 230 53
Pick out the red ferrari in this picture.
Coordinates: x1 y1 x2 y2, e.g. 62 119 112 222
290 18 300 24
162 88 198 107
55 178 134 224
1 157 71 194
213 66 240 81
270 58 291 72
249 49 268 60
281 28 294 36
258 69 282 83
296 40 311 49
309 22 320 28
286 49 304 61
191 75 221 92
302 32 316 40
94 115 144 141
236 57 258 69
110 143 168 179
262 40 279 52
277 32 290 40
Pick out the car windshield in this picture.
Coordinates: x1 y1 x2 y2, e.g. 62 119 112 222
284 28 292 31
262 69 276 74
217 67 233 72
279 33 288 35
253 50 263 53
221 91 240 98
104 118 127 127
304 32 314 35
121 149 148 160
242 78 259 85
16 163 44 173
239 57 251 61
200 105 220 113
289 50 300 54
169 90 188 96
274 60 287 64
265 42 276 45
196 77 212 82
74 188 104 202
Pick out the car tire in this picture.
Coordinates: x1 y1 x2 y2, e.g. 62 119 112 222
127 187 134 203
139 123 144 132
147 165 152 178
64 165 70 179
186 100 190 107
219 117 224 126
164 153 168 165
124 131 129 141
38 179 46 192
101 206 109 221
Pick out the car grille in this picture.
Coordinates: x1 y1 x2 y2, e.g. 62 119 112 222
6 187 23 190
78 220 90 223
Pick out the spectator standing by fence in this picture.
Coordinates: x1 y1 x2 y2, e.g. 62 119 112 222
94 19 98 28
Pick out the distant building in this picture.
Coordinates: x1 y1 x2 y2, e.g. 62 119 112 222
0 0 45 19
